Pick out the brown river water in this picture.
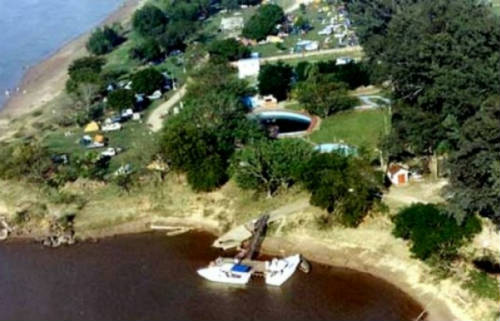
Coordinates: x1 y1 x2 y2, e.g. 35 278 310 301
0 232 423 321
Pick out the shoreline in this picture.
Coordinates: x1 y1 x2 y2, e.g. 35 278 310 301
0 0 144 119
8 215 460 321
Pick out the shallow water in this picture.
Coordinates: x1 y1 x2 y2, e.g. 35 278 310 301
0 232 423 321
0 0 123 108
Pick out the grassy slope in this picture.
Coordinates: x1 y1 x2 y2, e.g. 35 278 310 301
309 109 388 150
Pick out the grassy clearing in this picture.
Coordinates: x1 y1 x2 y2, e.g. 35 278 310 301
309 108 389 150
43 120 159 172
492 0 500 15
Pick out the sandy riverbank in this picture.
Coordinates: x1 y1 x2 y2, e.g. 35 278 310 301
0 0 144 120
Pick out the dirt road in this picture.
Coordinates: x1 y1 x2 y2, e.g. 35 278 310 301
146 85 186 132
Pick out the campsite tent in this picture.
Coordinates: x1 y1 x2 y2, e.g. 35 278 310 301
84 121 100 133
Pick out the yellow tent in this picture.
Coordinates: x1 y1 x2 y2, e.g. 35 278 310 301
84 121 100 133
94 134 105 144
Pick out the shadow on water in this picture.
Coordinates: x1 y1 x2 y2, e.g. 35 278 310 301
0 232 423 321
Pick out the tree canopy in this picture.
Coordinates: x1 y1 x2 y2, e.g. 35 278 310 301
242 4 284 40
231 138 313 196
294 75 358 118
86 25 124 55
132 5 168 37
131 68 165 95
107 89 135 111
258 62 292 101
208 38 250 61
298 153 381 227
392 203 481 260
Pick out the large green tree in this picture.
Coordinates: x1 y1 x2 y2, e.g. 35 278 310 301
231 138 313 196
208 38 250 61
298 153 381 227
258 62 292 101
445 97 500 225
366 0 500 155
86 25 124 55
294 75 358 118
131 68 165 95
242 4 284 40
132 5 168 37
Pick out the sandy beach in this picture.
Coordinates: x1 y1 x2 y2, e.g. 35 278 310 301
0 0 144 120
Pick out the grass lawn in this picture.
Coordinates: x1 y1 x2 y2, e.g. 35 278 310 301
492 0 500 15
309 108 389 150
43 120 159 172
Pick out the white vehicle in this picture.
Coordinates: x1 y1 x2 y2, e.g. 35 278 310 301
100 147 121 157
265 254 301 286
102 123 121 132
197 260 253 285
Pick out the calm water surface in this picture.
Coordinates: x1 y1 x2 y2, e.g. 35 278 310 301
0 0 123 108
0 232 423 321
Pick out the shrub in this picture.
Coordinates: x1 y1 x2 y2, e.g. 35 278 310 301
186 155 228 192
131 68 165 95
86 25 124 55
392 203 482 260
463 270 500 301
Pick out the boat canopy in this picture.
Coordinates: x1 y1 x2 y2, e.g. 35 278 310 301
231 264 251 273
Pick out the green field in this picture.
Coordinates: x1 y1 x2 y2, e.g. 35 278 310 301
309 108 389 150
43 120 159 172
492 0 500 15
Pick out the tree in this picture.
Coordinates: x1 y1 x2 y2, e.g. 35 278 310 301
294 76 358 118
129 38 164 62
68 56 105 80
258 62 292 101
158 20 196 53
107 89 135 111
0 141 52 185
131 68 165 95
315 61 371 90
160 62 265 191
231 138 313 196
187 155 228 192
392 203 481 260
242 4 284 40
445 97 500 226
298 153 381 227
366 0 500 156
132 5 168 37
208 38 250 61
86 25 124 55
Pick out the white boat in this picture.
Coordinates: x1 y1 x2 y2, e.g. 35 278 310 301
264 254 301 286
197 260 253 285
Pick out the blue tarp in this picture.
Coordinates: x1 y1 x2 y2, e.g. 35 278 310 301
231 264 251 273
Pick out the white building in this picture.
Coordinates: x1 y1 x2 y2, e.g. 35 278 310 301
237 58 260 79
387 163 410 186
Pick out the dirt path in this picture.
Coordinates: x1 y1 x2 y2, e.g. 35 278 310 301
260 46 362 63
147 85 186 132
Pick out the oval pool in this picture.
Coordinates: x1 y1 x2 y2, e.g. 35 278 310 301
252 110 313 136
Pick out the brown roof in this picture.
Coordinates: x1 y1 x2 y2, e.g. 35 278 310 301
388 163 407 175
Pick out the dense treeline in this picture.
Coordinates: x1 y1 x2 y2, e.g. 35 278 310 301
347 0 500 225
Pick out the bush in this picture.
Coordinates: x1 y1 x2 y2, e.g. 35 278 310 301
132 5 168 37
258 62 293 101
242 4 284 40
392 203 482 260
107 89 135 111
298 153 381 227
86 25 124 55
68 56 105 79
129 38 164 63
315 61 371 90
131 68 165 95
208 38 250 61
